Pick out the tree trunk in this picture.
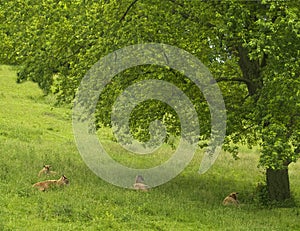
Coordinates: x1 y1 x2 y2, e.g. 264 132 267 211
237 45 263 97
266 167 291 201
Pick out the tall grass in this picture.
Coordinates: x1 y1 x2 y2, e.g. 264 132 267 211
0 65 299 230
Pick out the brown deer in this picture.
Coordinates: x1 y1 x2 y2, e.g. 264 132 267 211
38 165 57 177
133 175 150 192
223 192 239 206
33 175 69 191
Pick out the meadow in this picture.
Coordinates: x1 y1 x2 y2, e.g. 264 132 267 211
0 65 299 230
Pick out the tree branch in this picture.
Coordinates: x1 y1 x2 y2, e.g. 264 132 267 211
214 77 253 85
120 0 139 22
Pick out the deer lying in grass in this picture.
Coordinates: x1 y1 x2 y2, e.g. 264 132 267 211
223 192 239 206
38 165 57 177
133 175 150 192
33 175 69 191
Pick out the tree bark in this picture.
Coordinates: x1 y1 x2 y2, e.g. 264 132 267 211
266 167 291 201
237 45 263 97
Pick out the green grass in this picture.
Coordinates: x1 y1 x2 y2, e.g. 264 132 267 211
0 65 300 230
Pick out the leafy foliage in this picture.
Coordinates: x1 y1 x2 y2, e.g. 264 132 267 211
1 0 299 200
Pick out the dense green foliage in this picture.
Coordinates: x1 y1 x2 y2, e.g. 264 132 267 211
1 65 300 230
1 0 299 200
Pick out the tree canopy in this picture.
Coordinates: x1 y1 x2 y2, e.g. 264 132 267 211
1 0 299 202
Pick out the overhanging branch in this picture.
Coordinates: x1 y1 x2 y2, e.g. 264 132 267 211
120 0 139 22
215 77 253 85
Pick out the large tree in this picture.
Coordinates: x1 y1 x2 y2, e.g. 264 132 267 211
1 0 299 202
194 0 300 201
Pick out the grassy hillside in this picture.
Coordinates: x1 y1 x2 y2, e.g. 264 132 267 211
0 65 299 230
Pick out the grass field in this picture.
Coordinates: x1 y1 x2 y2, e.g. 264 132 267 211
0 65 300 230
